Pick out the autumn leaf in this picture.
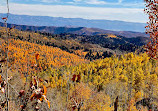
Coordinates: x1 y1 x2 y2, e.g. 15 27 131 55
35 53 40 61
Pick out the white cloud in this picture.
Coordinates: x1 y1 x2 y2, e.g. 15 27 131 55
0 3 148 23
34 0 60 3
85 0 106 5
72 0 106 5
70 0 143 7
73 0 82 2
118 0 123 3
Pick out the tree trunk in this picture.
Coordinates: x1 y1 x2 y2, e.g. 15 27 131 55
114 96 118 111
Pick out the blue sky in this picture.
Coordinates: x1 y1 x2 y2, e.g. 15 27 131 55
0 0 147 23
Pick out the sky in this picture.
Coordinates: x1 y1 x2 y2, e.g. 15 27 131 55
0 0 148 23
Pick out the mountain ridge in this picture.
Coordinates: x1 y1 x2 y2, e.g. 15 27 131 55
0 22 148 38
0 13 146 32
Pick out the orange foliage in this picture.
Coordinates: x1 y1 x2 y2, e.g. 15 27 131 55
35 53 40 61
1 39 87 75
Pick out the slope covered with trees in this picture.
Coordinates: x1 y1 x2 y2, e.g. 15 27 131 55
34 53 158 110
0 26 150 61
1 25 157 110
0 38 87 71
1 40 157 110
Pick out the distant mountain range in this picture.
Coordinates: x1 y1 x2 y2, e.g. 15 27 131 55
0 13 146 32
0 22 148 38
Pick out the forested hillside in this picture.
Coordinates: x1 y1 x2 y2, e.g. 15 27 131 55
1 44 157 110
0 26 150 61
0 33 87 110
43 53 157 110
0 22 156 111
0 38 87 70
